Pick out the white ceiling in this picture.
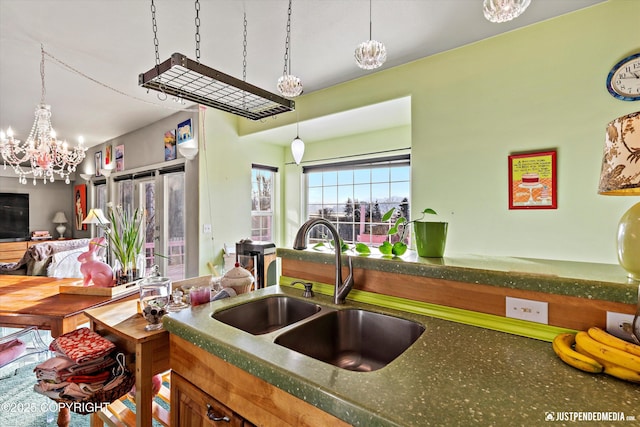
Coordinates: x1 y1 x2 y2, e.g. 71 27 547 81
0 0 605 148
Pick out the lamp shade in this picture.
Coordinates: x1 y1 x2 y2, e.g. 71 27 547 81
598 111 640 281
52 211 68 224
82 208 110 225
598 111 640 195
291 137 305 165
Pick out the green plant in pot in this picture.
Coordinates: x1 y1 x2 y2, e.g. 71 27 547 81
104 204 144 284
358 207 446 257
412 210 448 258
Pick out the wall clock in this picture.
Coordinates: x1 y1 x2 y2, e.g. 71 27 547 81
606 53 640 101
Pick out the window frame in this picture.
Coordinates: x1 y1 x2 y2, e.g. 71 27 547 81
303 154 411 246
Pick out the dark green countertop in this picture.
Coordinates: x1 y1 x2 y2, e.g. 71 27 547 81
277 248 639 304
164 285 640 426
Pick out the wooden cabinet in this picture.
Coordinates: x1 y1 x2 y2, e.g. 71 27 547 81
170 334 350 427
172 372 254 427
0 241 42 262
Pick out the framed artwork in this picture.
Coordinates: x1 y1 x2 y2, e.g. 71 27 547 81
94 151 102 177
74 184 87 231
115 144 124 171
105 145 112 166
508 150 557 210
177 118 193 144
164 129 176 161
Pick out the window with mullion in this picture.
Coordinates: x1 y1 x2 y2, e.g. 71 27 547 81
304 155 410 246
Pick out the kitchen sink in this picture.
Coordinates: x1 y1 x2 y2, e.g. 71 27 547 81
212 296 321 335
274 309 425 372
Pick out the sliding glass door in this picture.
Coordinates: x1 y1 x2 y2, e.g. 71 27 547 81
114 169 185 281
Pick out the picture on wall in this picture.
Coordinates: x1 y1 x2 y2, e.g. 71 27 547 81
94 151 102 177
115 144 124 171
74 184 87 231
105 145 112 166
177 118 193 144
508 150 557 210
164 129 176 161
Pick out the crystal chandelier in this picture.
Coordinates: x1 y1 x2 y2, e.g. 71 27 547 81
483 0 531 23
277 0 303 98
354 0 387 70
0 46 86 185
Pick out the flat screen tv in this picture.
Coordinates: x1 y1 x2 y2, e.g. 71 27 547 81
0 193 30 242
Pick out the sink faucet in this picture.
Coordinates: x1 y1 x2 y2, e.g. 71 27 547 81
293 218 354 304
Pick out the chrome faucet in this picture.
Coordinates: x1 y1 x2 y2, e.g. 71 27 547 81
293 218 354 304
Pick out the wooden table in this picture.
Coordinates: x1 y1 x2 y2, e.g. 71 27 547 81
0 275 139 426
84 299 170 427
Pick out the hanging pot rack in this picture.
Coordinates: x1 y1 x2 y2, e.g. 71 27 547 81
139 53 294 121
139 0 294 121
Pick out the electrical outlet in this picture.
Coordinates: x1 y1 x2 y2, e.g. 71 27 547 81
506 297 548 324
606 311 636 340
203 223 212 234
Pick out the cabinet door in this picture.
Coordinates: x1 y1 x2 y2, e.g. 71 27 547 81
171 372 244 427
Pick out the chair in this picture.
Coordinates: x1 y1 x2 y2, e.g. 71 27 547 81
0 327 50 374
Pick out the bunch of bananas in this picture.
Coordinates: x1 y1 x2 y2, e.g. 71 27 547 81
552 327 640 383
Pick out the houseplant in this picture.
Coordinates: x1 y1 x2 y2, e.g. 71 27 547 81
356 207 446 257
104 204 144 284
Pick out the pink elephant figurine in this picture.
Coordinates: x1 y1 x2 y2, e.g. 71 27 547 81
78 237 114 287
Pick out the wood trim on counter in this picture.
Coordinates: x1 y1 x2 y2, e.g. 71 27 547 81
170 334 351 427
282 258 636 332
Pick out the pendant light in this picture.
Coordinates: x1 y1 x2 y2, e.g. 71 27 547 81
291 113 304 165
277 0 303 98
354 0 387 70
483 0 531 23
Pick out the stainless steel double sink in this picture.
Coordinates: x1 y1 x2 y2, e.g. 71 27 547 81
212 295 425 372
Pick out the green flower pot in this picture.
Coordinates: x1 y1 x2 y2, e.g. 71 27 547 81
414 221 448 258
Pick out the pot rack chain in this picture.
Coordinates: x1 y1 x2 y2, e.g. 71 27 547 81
194 0 201 62
151 0 160 68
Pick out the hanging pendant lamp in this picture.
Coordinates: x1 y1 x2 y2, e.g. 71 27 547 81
277 0 303 98
354 0 387 70
291 113 304 165
483 0 531 23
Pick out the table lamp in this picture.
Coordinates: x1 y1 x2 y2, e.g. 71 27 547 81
52 211 68 239
82 208 110 227
598 111 640 281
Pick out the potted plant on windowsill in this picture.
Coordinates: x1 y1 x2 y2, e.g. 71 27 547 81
104 204 144 285
356 207 447 257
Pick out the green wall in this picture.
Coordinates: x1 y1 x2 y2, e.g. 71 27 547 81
199 0 640 273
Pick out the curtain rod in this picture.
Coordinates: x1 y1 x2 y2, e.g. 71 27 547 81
285 147 411 166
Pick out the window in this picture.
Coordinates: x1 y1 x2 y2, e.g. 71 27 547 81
251 165 276 242
304 155 410 246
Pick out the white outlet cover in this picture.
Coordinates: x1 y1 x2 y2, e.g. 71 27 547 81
606 311 636 340
506 296 549 324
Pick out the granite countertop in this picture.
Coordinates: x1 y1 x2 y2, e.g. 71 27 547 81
277 249 639 304
164 285 640 426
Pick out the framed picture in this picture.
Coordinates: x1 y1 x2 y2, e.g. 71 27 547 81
115 144 124 171
508 150 557 210
94 151 102 177
164 129 176 161
74 184 87 231
177 118 193 144
105 145 112 166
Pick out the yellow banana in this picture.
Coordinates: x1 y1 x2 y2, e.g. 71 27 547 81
602 363 640 383
575 331 640 373
587 326 640 357
575 340 640 383
552 333 603 373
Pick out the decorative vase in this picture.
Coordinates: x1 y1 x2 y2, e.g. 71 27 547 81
413 221 448 258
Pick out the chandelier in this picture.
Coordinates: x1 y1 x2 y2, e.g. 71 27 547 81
0 46 86 185
277 0 303 98
354 0 387 70
483 0 531 23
